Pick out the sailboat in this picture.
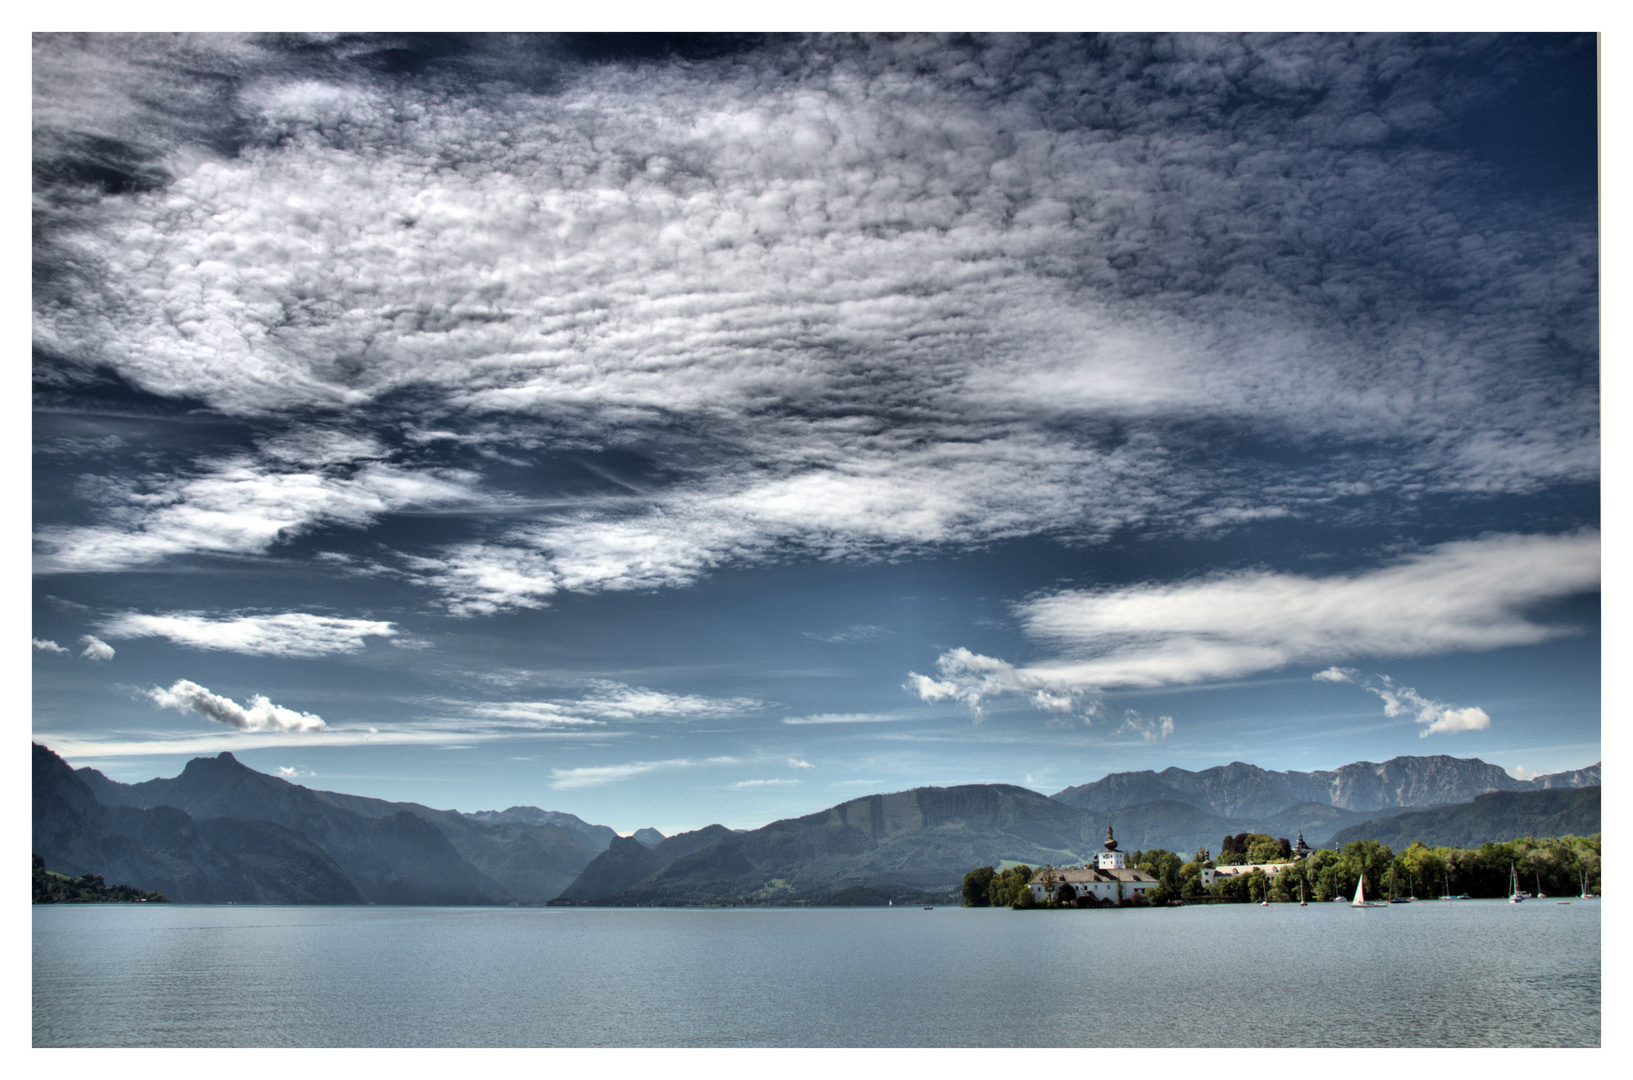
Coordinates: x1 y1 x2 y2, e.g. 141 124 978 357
1260 872 1270 907
1299 877 1307 907
1352 873 1387 908
1535 869 1545 900
1508 862 1524 904
1389 865 1412 903
1579 868 1597 899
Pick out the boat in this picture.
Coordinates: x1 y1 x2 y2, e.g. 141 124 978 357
1440 869 1452 901
1508 862 1524 904
923 906 933 911
1352 874 1387 908
1260 872 1270 907
1580 868 1597 899
1299 877 1307 907
1535 869 1545 900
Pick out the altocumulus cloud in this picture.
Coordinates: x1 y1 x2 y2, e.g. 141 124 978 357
100 611 397 657
32 35 1598 616
911 531 1599 715
146 679 327 733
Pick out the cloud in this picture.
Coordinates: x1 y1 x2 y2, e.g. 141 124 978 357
79 635 115 661
787 758 813 769
780 712 906 725
730 778 802 789
146 679 327 732
1117 710 1176 742
1313 668 1491 738
276 765 315 778
571 682 762 720
36 450 480 574
100 611 397 657
548 759 692 790
912 531 1597 709
1506 765 1539 782
33 638 68 653
803 624 894 645
32 36 1597 612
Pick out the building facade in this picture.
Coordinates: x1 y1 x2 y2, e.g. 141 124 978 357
1028 827 1160 907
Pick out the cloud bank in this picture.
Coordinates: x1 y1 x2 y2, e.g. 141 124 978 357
911 531 1598 714
32 35 1598 617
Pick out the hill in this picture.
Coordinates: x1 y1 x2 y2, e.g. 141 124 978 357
1052 755 1597 818
33 743 363 903
1327 787 1601 849
557 784 1148 905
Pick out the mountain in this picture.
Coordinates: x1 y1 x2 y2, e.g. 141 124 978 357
556 784 1160 905
631 828 666 847
1053 755 1591 818
1327 787 1601 850
34 744 363 903
464 806 618 850
302 789 600 902
77 752 513 904
552 825 735 903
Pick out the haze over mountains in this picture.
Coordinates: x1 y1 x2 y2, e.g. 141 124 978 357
33 743 1598 906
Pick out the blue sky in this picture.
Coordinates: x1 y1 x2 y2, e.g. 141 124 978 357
31 33 1599 835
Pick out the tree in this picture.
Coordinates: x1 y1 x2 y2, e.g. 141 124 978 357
962 866 995 907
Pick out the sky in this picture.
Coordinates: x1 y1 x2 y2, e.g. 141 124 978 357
30 32 1601 836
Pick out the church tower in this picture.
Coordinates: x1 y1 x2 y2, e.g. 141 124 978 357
1096 826 1126 870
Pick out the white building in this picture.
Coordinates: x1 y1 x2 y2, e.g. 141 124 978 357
1198 862 1292 888
1029 827 1160 907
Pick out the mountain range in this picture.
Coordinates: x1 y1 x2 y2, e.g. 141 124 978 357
32 743 1600 905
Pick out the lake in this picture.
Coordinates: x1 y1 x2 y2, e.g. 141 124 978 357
33 899 1599 1047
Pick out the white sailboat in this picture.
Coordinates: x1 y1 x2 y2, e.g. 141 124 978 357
1260 872 1270 907
1508 862 1524 904
1299 877 1307 907
1352 873 1386 908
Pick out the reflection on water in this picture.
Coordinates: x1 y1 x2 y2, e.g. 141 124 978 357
33 900 1599 1047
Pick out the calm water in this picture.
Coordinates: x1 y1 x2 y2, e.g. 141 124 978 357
34 899 1599 1047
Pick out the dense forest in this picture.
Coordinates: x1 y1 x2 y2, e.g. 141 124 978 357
961 833 1602 907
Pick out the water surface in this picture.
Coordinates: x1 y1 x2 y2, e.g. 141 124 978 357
33 899 1599 1047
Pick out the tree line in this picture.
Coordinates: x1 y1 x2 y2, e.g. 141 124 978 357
960 832 1601 907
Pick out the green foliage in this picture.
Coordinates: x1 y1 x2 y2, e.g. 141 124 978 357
33 854 169 904
1237 834 1602 902
961 865 995 906
1218 832 1287 866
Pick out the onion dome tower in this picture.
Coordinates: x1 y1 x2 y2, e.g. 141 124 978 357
1096 825 1126 870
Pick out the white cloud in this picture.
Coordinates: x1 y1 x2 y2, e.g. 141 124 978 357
1117 711 1176 743
276 765 315 779
1314 668 1491 738
787 758 814 769
36 453 480 574
100 611 396 657
146 679 327 733
912 532 1597 709
730 778 802 789
32 36 1597 609
33 638 68 654
803 624 894 644
79 635 115 661
572 682 762 720
1506 765 1540 782
549 759 692 790
780 713 906 725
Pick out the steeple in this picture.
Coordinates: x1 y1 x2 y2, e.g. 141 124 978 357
1103 826 1119 852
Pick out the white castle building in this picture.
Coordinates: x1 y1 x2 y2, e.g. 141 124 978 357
1028 827 1160 907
